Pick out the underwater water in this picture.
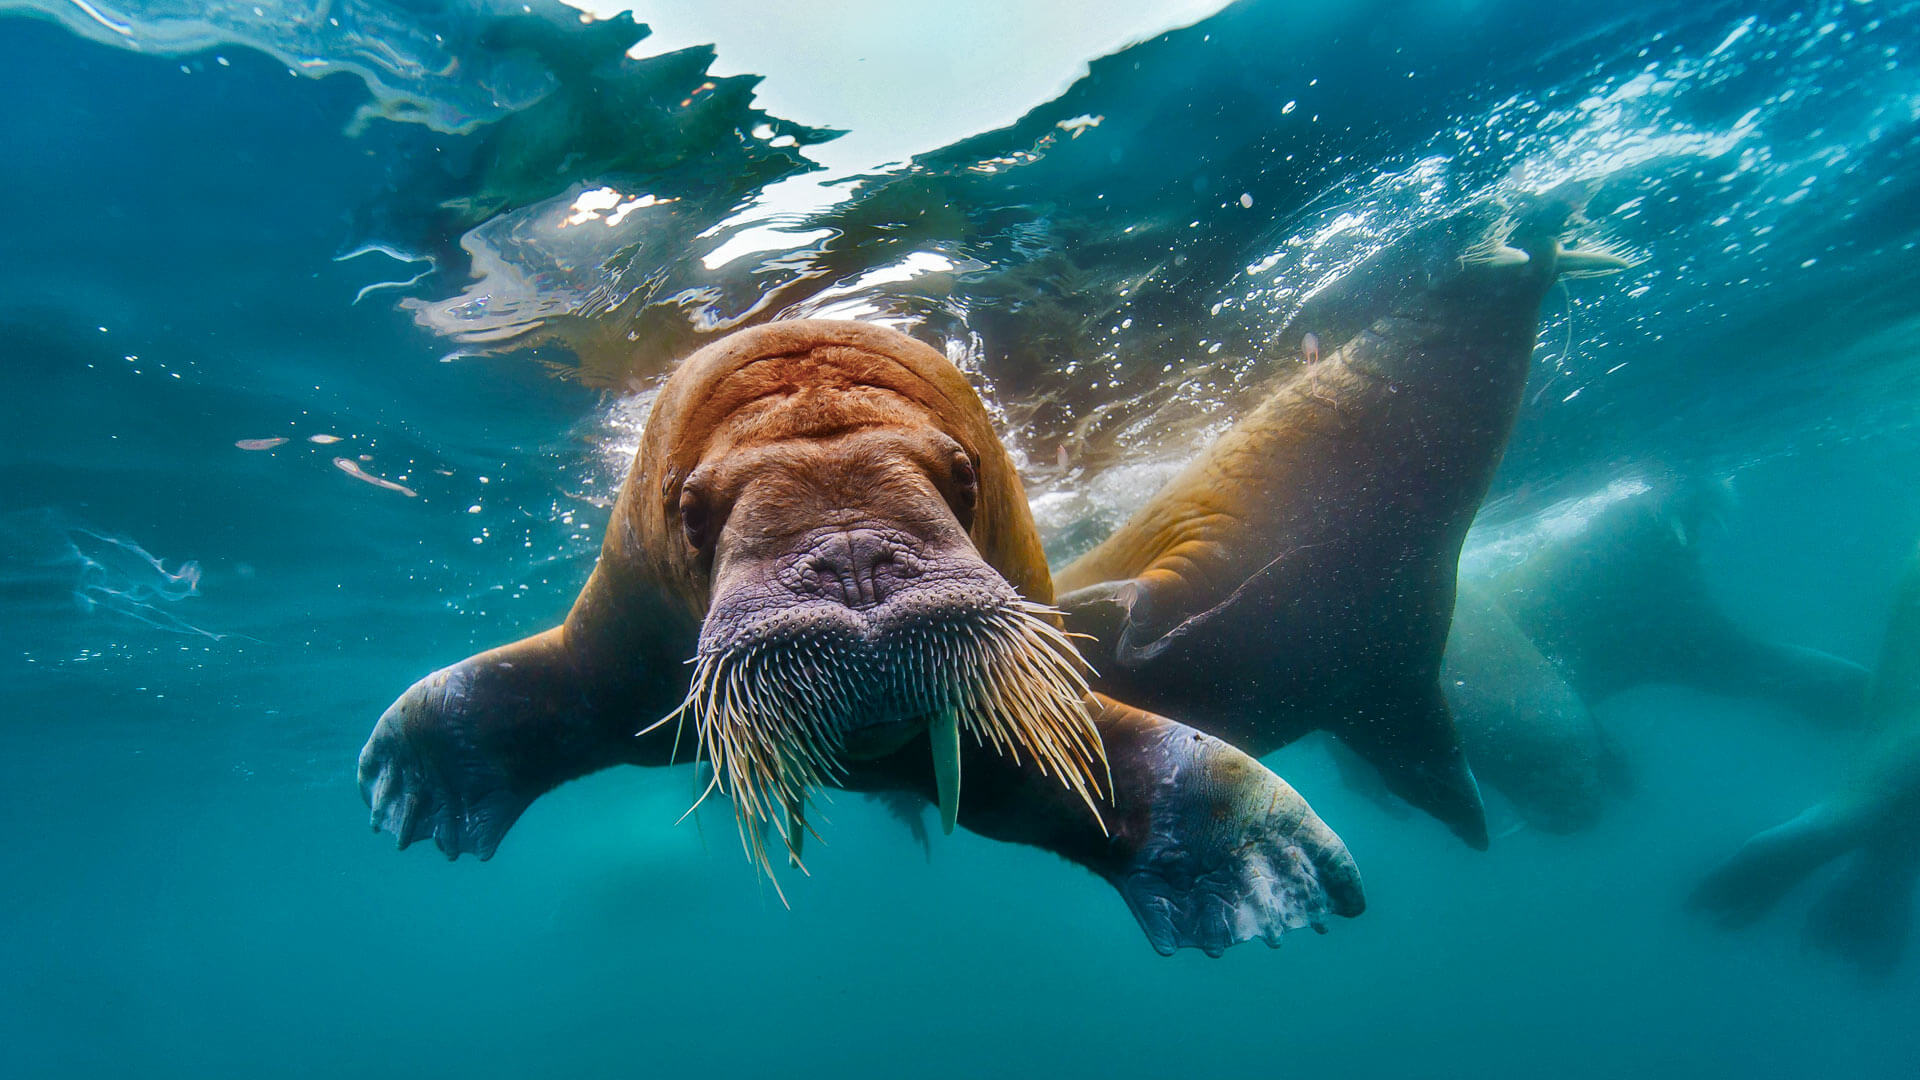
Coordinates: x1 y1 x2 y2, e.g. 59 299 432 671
4 0 1920 1075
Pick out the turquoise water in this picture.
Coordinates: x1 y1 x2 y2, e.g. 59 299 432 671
3 1 1919 1076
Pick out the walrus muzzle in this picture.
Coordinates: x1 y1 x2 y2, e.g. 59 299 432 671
669 525 1107 877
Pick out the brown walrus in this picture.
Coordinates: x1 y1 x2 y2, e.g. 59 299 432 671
359 319 1362 956
1690 539 1920 977
1054 187 1633 848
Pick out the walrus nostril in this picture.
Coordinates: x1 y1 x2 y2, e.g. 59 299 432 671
791 529 911 609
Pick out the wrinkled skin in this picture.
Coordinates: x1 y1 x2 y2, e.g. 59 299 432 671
359 319 1363 956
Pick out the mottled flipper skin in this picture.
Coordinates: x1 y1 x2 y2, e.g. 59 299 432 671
1691 540 1920 976
1055 190 1624 849
846 695 1364 955
358 320 1360 956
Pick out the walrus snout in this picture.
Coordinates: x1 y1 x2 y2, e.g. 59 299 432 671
701 527 1015 657
681 535 1104 862
784 526 927 609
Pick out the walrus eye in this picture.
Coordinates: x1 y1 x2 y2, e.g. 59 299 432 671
679 485 713 550
949 451 979 528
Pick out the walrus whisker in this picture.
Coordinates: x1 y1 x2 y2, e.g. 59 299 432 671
669 598 1110 880
677 769 721 826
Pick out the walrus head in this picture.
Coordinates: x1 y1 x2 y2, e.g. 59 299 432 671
623 321 1107 872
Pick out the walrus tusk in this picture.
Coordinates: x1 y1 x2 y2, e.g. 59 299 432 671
931 704 963 835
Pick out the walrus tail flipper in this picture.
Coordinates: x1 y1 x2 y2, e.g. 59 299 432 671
1652 611 1870 727
1688 805 1860 927
1333 683 1489 849
359 628 632 861
1803 837 1920 977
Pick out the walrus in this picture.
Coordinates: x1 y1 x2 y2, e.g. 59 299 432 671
1479 468 1869 725
1399 470 1862 835
359 319 1362 956
1690 539 1920 976
1440 580 1630 834
1054 186 1634 849
1338 468 1864 835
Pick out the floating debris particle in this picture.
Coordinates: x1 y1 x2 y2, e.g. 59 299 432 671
333 457 417 498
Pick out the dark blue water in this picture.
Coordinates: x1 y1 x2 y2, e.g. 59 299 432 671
3 1 1919 1076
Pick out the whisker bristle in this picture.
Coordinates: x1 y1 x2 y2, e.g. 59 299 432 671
668 596 1111 884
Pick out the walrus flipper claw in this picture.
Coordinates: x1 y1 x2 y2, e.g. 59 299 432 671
1109 726 1364 957
358 673 535 861
359 625 646 861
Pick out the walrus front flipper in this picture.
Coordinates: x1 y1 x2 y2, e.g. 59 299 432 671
956 695 1364 957
1333 684 1489 850
359 628 640 860
1687 805 1859 927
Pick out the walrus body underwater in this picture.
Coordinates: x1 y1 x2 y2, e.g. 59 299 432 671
1690 540 1920 976
1054 187 1633 849
1439 580 1629 834
1479 469 1869 726
360 320 1362 956
1321 578 1629 837
1413 470 1867 834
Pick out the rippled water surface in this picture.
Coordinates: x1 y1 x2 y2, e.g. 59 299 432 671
4 1 1920 1077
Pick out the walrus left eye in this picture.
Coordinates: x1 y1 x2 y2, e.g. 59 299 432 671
948 452 979 527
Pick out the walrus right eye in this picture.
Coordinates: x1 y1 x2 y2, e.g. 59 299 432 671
678 485 713 551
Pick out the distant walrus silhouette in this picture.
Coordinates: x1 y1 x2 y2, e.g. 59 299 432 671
1054 185 1633 849
359 319 1361 957
1428 470 1865 833
1691 539 1920 977
1480 469 1869 726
